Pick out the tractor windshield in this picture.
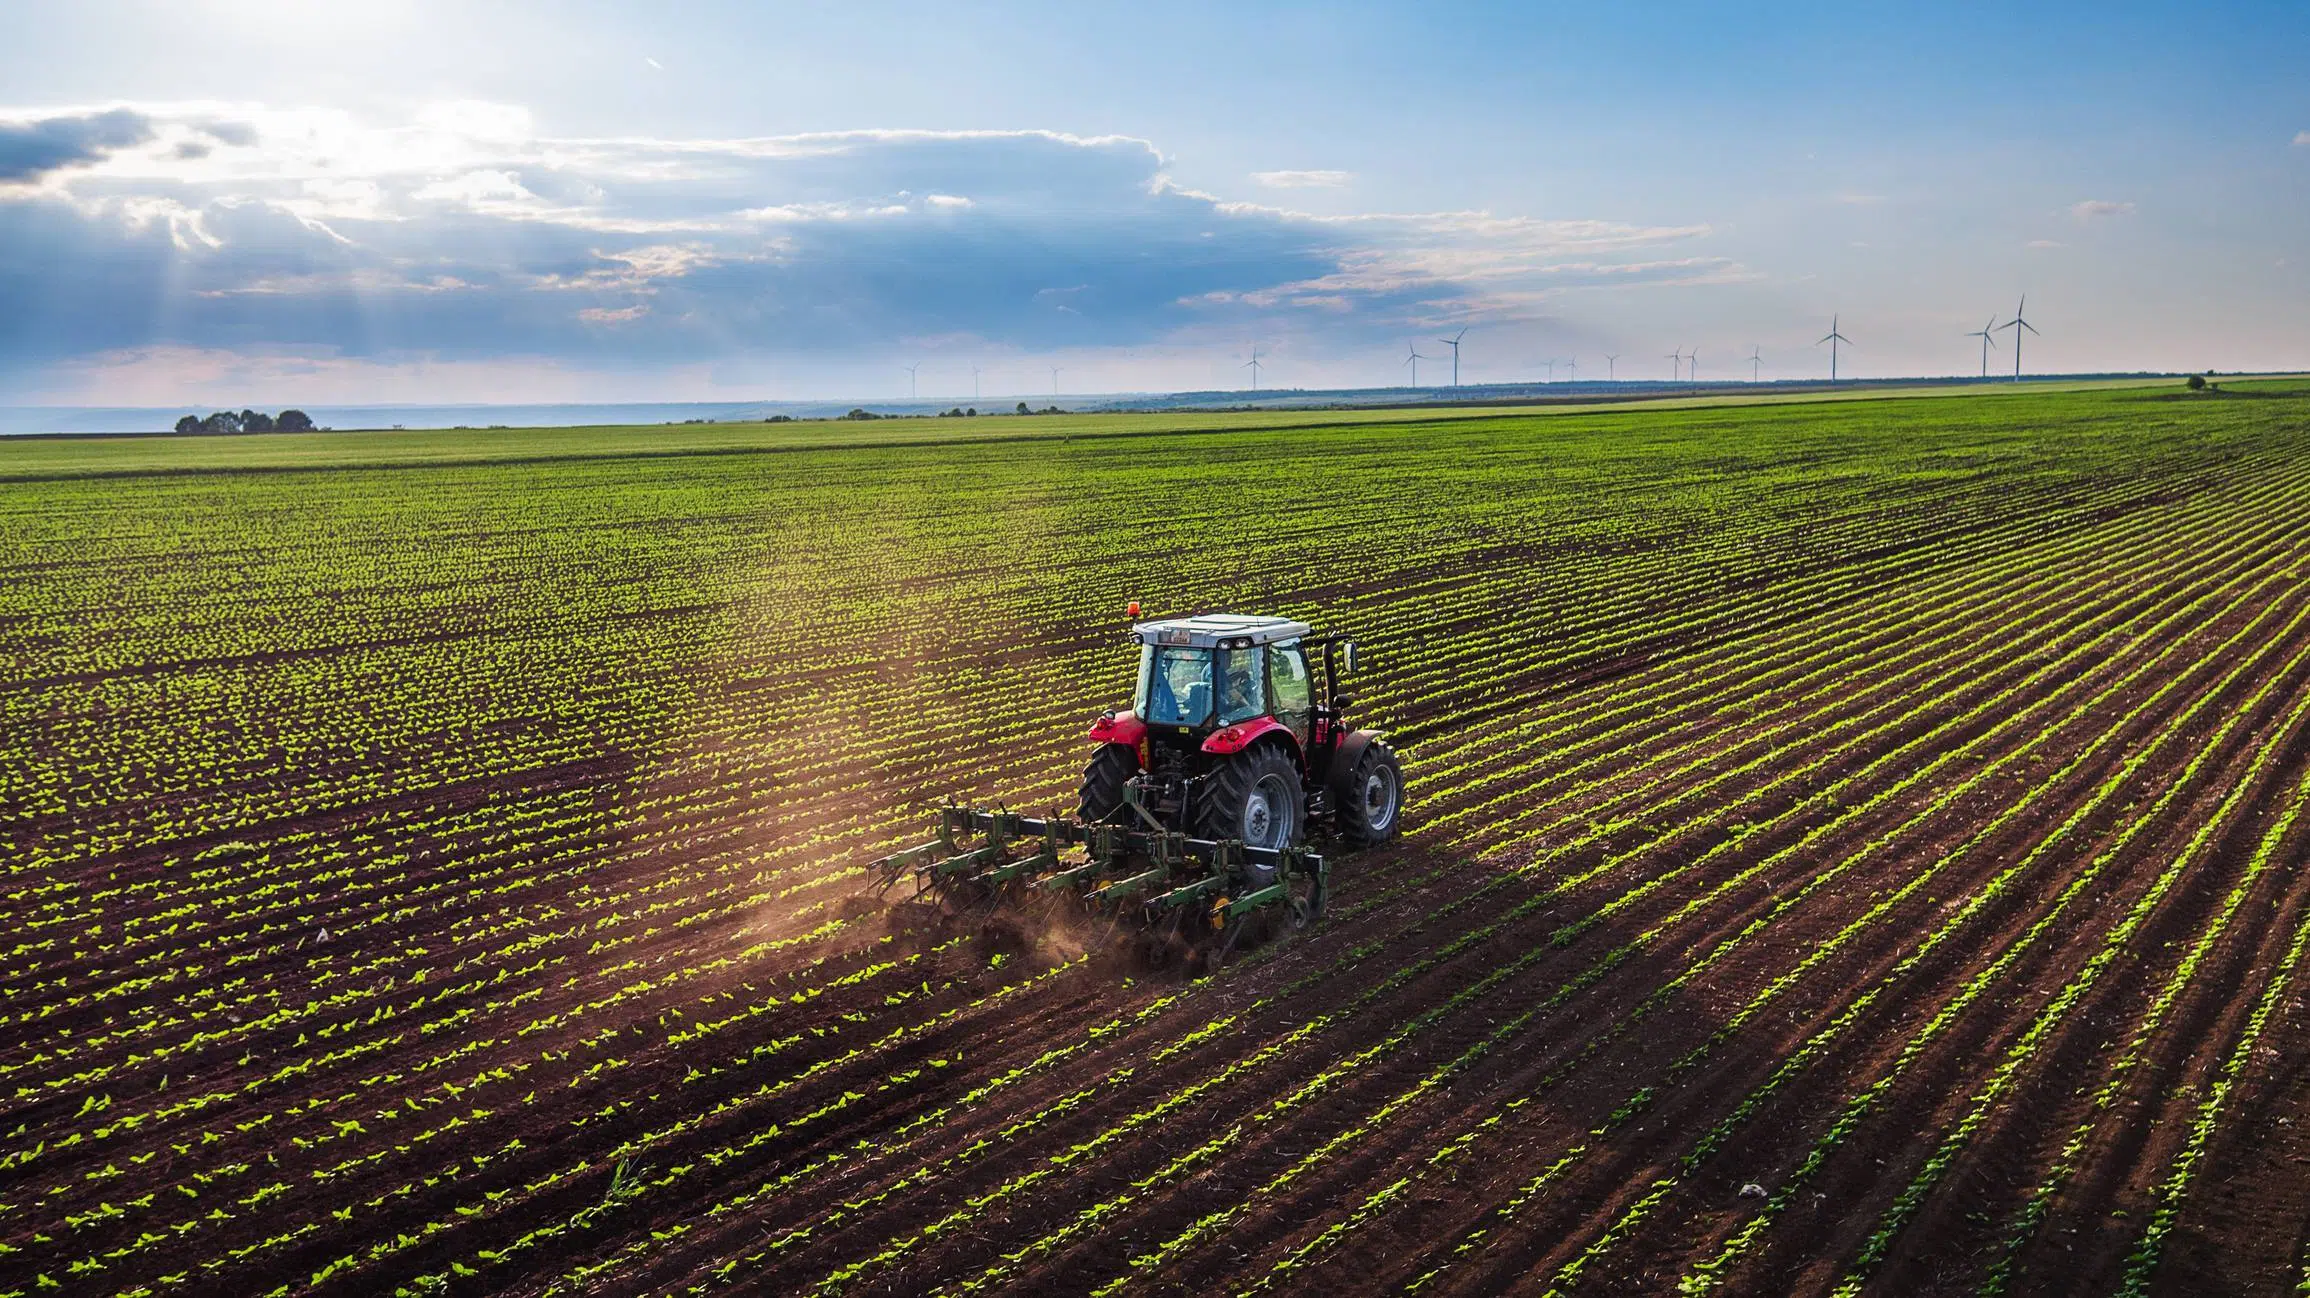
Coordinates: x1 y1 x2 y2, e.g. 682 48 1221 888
1218 646 1265 724
1136 645 1213 726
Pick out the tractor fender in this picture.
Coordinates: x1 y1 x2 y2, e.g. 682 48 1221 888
1088 710 1147 747
1202 716 1298 758
1326 728 1388 793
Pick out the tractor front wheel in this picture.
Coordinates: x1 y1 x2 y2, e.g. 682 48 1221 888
1195 743 1303 852
1075 743 1138 823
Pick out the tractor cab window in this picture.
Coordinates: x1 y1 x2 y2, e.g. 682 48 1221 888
1219 646 1266 725
1138 645 1213 726
1266 639 1312 742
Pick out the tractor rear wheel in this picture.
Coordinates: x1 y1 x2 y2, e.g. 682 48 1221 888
1195 742 1303 853
1075 743 1138 822
1334 738 1404 846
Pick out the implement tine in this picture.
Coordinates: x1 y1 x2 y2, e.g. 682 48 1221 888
969 886 1008 924
1213 914 1246 967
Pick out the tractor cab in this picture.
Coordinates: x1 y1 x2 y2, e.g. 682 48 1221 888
1132 614 1322 743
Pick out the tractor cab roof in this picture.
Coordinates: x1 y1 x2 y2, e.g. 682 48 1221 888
1130 613 1315 650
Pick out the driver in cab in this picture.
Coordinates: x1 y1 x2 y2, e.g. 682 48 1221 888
1222 661 1258 719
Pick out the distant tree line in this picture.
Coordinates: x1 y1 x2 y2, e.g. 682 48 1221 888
173 409 316 435
833 404 1066 421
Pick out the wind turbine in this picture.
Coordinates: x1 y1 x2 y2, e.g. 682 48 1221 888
1748 345 1763 382
1995 296 2039 381
971 366 982 401
1665 348 1683 382
1050 367 1062 397
1543 358 1556 382
1687 348 1698 383
1243 346 1264 391
1604 353 1618 381
1817 315 1852 383
1436 328 1466 387
1404 343 1429 388
1963 316 1999 379
904 363 919 399
1564 356 1577 383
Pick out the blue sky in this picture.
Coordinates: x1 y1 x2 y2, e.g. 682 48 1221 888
2 0 2305 403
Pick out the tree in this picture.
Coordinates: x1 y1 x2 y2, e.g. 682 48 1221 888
174 414 201 435
240 408 276 433
1016 401 1031 415
202 411 242 435
277 409 314 432
2186 374 2206 391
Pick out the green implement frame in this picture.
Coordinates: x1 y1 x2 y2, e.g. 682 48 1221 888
872 801 1328 934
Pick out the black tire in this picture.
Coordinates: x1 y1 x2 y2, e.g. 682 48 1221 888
1334 737 1404 846
1075 743 1138 822
1194 742 1304 853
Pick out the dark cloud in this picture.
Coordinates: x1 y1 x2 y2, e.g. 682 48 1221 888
0 109 155 182
199 119 258 148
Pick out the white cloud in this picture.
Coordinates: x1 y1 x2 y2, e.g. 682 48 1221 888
2295 130 2310 147
412 168 543 212
1252 169 1354 189
600 243 716 279
287 177 390 221
1215 205 1713 301
2069 199 2135 220
114 195 220 250
924 193 972 208
579 304 650 324
412 100 534 144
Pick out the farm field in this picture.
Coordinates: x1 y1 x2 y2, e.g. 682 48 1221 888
6 380 2310 1296
0 374 2195 480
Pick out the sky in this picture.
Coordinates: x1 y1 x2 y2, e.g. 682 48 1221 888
2 0 2305 405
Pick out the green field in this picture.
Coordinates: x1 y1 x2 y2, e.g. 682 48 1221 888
0 374 2240 480
7 378 2310 1295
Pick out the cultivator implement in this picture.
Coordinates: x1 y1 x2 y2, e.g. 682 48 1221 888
873 797 1328 942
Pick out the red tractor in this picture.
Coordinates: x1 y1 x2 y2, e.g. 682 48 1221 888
1078 613 1402 852
876 612 1402 944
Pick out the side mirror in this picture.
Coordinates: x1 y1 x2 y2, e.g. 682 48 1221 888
1340 640 1360 672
